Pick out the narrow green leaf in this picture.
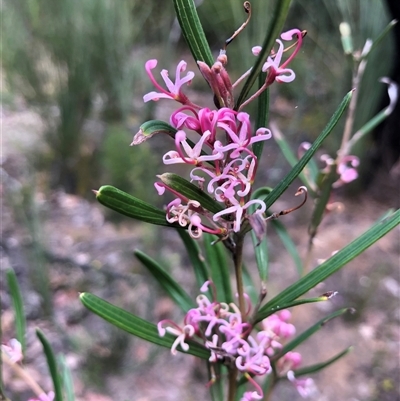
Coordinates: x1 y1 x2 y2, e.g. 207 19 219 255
251 231 269 282
173 0 214 66
176 229 210 289
255 209 400 322
235 0 292 109
134 250 195 312
272 124 316 194
242 264 258 305
270 219 303 276
258 294 337 318
273 308 350 360
6 269 26 356
158 173 224 215
96 185 175 227
262 90 353 209
203 234 233 304
208 363 225 401
361 19 397 60
291 346 353 377
131 120 177 145
308 164 337 240
36 329 63 401
253 77 269 160
58 355 75 401
80 292 209 359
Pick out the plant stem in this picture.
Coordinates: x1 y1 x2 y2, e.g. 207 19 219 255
233 234 245 319
263 372 276 401
2 353 46 397
338 56 367 158
227 367 238 401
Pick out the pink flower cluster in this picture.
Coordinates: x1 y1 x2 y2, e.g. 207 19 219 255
132 29 304 239
158 282 315 400
154 107 271 237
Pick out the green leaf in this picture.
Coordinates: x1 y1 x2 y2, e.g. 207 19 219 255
131 120 177 145
176 229 210 289
242 264 258 305
273 308 350 360
262 90 353 209
158 173 224 215
58 355 75 401
361 19 397 60
134 250 195 312
291 346 353 377
203 234 233 304
6 269 26 356
308 164 337 240
95 185 175 227
173 0 214 67
36 329 63 401
235 0 292 109
251 231 269 282
208 363 225 401
270 219 303 277
271 124 316 194
80 292 210 359
255 209 400 322
259 294 337 318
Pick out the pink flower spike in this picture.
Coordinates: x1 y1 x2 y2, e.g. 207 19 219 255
143 59 195 104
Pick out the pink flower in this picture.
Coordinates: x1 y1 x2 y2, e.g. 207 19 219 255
28 392 55 401
262 310 296 339
215 112 271 158
162 130 224 165
1 338 23 363
334 155 359 187
276 351 302 374
143 59 194 104
213 199 266 233
287 371 317 398
235 336 272 375
157 320 195 355
253 29 303 85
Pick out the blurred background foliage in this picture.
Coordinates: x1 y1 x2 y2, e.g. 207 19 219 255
2 0 394 197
